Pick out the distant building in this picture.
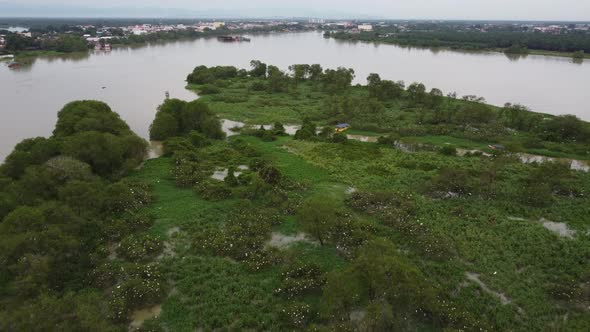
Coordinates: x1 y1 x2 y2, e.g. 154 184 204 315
358 24 373 32
132 29 147 35
308 18 325 24
211 22 225 29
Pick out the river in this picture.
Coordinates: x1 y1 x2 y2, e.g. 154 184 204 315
1 31 589 161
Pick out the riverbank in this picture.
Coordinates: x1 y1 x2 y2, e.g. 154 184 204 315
9 50 87 65
328 33 590 61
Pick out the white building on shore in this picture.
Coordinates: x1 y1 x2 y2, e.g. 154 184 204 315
358 24 373 32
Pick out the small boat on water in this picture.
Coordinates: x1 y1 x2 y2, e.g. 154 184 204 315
217 35 251 42
7 61 20 69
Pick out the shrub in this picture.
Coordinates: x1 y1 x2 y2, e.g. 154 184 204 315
428 168 475 197
117 234 164 261
273 122 287 135
163 137 193 156
103 180 153 214
332 132 348 144
187 65 238 84
439 145 457 156
276 262 326 299
250 81 267 91
108 263 165 322
194 181 232 201
198 84 221 95
224 167 239 187
188 131 211 148
258 164 282 185
280 302 313 328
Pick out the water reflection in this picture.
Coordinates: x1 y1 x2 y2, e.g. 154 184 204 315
504 53 529 62
572 58 584 65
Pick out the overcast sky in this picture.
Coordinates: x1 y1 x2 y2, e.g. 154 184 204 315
1 0 590 21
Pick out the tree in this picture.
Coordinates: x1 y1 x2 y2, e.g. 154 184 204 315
308 64 324 80
267 65 290 93
186 65 238 84
297 197 338 245
322 238 440 328
322 67 355 94
273 122 286 136
406 83 427 105
0 137 60 179
149 111 178 140
258 164 281 185
61 131 143 177
294 118 317 140
367 73 382 87
501 103 538 131
150 99 225 140
249 60 267 78
454 102 496 127
541 114 589 143
58 180 102 216
224 167 239 187
45 156 95 182
53 101 130 137
1 291 119 332
428 88 444 108
189 131 211 148
289 64 311 83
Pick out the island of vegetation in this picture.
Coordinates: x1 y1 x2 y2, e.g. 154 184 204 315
1 61 589 331
325 23 590 60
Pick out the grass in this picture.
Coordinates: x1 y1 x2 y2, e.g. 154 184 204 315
401 135 493 149
188 76 589 162
282 138 590 331
128 137 357 330
190 80 369 125
129 65 590 330
129 157 239 236
129 133 590 330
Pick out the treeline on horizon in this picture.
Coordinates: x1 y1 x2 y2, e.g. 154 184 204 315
0 22 312 54
328 29 590 54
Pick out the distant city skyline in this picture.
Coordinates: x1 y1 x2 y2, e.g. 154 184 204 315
1 0 590 21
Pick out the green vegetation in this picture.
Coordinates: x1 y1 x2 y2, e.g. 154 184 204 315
189 61 590 160
4 33 89 56
1 62 589 331
326 28 590 59
0 101 159 331
149 98 225 141
572 50 586 60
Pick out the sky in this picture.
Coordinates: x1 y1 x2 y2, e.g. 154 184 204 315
1 0 590 21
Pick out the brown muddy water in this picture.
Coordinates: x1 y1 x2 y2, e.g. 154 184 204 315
2 31 589 161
